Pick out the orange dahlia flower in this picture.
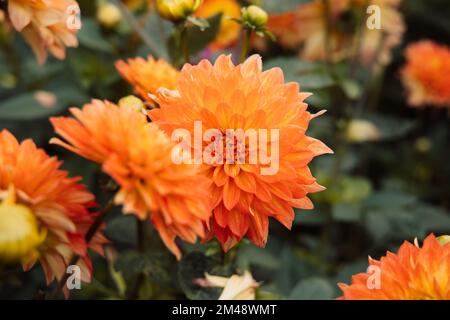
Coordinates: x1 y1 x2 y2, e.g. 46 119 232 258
401 41 450 108
50 100 211 259
266 11 302 50
115 56 180 104
338 234 450 300
195 0 241 50
6 0 80 64
149 55 332 251
0 130 108 285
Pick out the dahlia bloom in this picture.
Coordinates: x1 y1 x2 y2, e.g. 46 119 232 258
401 41 450 108
6 0 80 64
285 0 404 65
266 11 302 50
149 55 332 251
50 100 211 259
195 0 241 50
115 56 180 104
338 234 450 300
0 130 107 285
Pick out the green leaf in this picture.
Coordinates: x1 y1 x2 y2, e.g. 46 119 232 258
289 277 335 300
262 0 309 14
168 13 223 65
332 203 362 222
364 113 418 140
264 58 334 89
78 19 114 52
0 87 88 120
177 251 221 300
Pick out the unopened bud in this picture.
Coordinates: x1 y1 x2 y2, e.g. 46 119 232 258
242 5 268 28
156 0 203 23
97 2 122 28
119 95 145 112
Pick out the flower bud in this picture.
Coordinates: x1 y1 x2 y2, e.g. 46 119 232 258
156 0 203 23
118 95 145 112
241 5 268 28
346 119 381 143
437 235 450 246
97 2 122 28
0 187 46 263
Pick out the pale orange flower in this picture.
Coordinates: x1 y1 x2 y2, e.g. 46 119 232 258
6 0 80 64
115 56 180 103
0 130 108 286
401 41 450 108
149 55 332 251
195 0 241 50
50 100 212 259
338 234 450 300
266 11 302 50
268 0 404 66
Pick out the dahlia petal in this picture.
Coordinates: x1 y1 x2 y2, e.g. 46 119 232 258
8 1 33 31
223 180 241 210
227 209 250 238
234 172 257 194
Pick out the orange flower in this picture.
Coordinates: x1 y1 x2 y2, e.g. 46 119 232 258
50 100 212 259
269 0 404 66
6 0 80 64
401 41 450 108
0 130 108 286
115 56 180 103
338 234 450 300
149 55 332 251
195 0 241 50
266 11 302 50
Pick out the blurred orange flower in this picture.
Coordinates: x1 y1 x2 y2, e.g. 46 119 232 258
401 41 450 108
115 56 180 104
268 0 404 66
6 0 80 64
338 234 450 300
150 55 332 251
195 0 241 50
0 130 107 287
50 100 211 259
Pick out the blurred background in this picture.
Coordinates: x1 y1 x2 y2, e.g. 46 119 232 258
0 0 449 299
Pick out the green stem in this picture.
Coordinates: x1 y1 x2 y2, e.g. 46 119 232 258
113 0 163 59
240 29 252 63
180 25 189 65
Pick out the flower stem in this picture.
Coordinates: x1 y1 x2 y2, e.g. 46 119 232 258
113 0 164 59
180 25 189 65
240 29 252 63
47 199 115 299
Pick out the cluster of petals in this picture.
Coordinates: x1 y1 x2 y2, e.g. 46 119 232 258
0 129 108 286
150 54 332 251
339 234 450 300
6 0 80 64
50 100 211 259
401 41 450 108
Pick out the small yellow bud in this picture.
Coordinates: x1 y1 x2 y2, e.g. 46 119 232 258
415 137 432 153
242 5 268 28
118 95 145 112
0 187 46 263
346 119 381 143
156 0 203 23
437 235 450 246
97 2 122 28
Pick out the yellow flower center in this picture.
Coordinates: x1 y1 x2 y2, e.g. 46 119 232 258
0 188 46 263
